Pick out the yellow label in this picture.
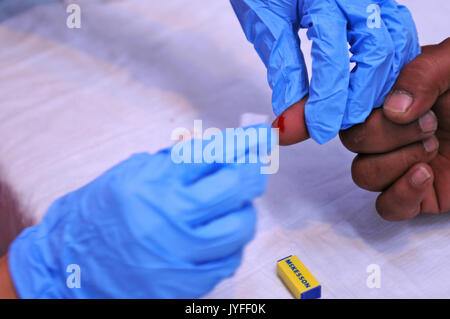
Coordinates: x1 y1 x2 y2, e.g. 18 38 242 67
277 255 321 299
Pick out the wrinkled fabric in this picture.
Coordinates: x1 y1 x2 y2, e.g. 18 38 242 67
8 124 276 298
2 0 449 299
231 0 421 143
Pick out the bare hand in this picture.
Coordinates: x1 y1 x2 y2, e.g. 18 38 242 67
340 38 450 221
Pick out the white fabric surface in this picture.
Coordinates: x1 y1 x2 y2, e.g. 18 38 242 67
0 0 449 298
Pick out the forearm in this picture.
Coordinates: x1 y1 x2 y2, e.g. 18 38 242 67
0 169 29 255
0 254 17 299
0 168 26 299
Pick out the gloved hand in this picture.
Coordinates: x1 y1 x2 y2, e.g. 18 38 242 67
231 0 420 144
7 124 276 298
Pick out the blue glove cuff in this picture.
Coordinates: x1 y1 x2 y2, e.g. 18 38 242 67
8 226 60 298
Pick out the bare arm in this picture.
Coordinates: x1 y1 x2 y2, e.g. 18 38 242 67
0 254 17 299
0 168 26 299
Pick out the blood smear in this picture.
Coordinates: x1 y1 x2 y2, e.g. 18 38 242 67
276 115 285 133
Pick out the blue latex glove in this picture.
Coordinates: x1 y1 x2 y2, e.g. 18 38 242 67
231 0 420 143
8 124 275 298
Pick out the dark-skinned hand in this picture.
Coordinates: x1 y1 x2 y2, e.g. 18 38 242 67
273 38 450 221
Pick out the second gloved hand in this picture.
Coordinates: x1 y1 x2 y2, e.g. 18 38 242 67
231 0 420 144
8 124 276 298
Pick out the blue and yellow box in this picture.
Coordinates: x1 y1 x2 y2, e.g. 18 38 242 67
277 255 321 299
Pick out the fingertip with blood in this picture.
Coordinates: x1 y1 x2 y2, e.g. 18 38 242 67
271 97 310 145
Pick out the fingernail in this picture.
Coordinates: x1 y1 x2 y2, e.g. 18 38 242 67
423 136 439 153
384 90 413 113
419 111 438 133
410 166 431 186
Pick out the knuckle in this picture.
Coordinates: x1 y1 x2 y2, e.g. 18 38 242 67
376 200 418 222
377 179 424 221
375 195 394 221
340 124 366 153
339 129 353 150
400 146 418 167
351 155 379 191
340 109 385 153
401 142 434 168
375 198 393 221
376 193 420 222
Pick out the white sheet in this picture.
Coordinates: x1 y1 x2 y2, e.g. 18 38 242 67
0 0 449 298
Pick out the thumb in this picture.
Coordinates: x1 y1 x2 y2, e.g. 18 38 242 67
383 38 450 124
